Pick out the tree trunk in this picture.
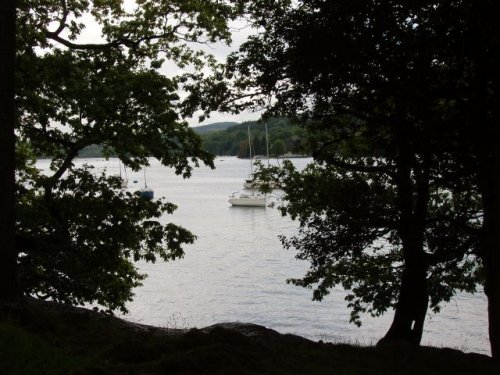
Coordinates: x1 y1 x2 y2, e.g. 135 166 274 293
378 246 429 345
378 125 430 345
0 0 21 301
469 3 500 359
378 198 429 345
478 123 500 360
482 50 500 366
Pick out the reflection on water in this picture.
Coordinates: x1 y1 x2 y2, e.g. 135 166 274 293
37 156 490 355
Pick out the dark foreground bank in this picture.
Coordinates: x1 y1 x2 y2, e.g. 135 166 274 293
0 298 498 374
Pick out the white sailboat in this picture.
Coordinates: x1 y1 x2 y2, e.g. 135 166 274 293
229 124 267 207
228 192 266 207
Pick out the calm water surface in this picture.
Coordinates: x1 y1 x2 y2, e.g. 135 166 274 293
40 157 489 355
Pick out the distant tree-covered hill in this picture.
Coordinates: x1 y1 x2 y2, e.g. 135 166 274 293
192 121 239 134
75 119 309 158
77 144 106 158
199 118 309 157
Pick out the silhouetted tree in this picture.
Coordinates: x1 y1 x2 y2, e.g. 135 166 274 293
463 2 500 360
12 0 239 312
0 0 21 302
213 0 485 347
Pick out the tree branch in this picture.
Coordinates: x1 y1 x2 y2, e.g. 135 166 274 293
426 237 478 265
48 145 81 185
44 21 207 52
48 0 69 37
44 32 123 50
316 154 395 177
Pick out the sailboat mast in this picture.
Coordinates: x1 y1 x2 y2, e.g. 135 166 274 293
265 121 270 167
143 168 147 188
247 124 252 174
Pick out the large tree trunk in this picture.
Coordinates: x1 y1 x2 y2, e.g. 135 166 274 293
0 0 21 301
469 3 500 359
378 243 429 345
479 69 500 360
379 198 429 345
379 126 430 345
481 161 500 360
478 122 500 360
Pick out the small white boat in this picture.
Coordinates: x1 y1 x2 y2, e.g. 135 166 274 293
228 192 266 207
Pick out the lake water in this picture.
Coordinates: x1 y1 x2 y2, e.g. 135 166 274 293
39 156 490 355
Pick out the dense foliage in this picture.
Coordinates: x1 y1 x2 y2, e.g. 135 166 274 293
267 158 480 325
14 0 239 312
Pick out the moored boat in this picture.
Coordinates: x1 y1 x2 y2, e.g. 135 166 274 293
228 192 266 207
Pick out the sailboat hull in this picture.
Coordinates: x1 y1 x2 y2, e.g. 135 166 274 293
228 195 266 207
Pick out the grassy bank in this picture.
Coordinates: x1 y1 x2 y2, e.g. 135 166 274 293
1 298 498 374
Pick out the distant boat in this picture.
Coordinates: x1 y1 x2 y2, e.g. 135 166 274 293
230 124 267 207
138 167 154 199
228 192 266 207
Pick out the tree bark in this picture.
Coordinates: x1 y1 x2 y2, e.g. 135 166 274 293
477 103 500 360
469 3 500 359
378 125 429 345
378 242 429 345
480 143 500 360
0 0 22 301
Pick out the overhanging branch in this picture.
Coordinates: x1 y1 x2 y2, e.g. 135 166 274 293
318 154 395 177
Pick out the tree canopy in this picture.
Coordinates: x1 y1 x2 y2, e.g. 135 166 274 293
209 0 488 346
13 0 240 312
